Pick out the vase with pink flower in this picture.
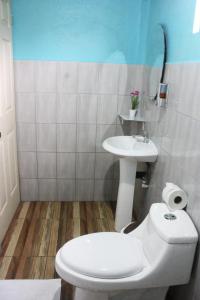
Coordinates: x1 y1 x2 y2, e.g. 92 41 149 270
130 90 139 119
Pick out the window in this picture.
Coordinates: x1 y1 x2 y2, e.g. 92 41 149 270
193 0 200 33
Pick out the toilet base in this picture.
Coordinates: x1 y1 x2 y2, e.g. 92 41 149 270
74 288 108 300
73 287 168 300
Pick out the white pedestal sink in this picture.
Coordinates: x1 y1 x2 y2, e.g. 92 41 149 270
103 136 158 232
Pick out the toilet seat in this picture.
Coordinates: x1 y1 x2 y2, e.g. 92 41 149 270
59 232 144 279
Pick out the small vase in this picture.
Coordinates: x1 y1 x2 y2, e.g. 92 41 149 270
129 109 137 119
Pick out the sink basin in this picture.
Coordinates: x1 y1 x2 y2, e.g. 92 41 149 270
103 136 158 232
103 136 158 162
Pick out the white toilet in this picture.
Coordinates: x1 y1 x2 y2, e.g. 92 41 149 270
55 203 198 300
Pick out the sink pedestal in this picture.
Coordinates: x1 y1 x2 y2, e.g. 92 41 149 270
115 158 137 232
102 135 158 232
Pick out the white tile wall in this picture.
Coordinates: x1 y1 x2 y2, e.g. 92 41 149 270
57 94 77 123
95 153 114 179
15 61 142 201
77 94 98 124
14 61 35 93
78 63 99 93
57 179 75 201
57 124 77 152
38 153 56 179
38 179 57 201
57 153 76 179
16 93 35 123
98 64 120 94
36 93 56 123
35 61 57 93
77 124 96 152
76 180 94 201
76 153 95 179
117 95 131 116
97 95 118 124
20 179 38 201
141 62 200 300
18 152 37 179
37 124 56 152
17 123 36 151
57 62 78 93
118 65 144 95
96 125 116 152
94 180 113 201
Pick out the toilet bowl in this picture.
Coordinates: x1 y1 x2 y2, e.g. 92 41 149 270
55 203 198 300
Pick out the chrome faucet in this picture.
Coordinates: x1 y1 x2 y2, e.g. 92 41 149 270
132 122 149 143
142 122 149 143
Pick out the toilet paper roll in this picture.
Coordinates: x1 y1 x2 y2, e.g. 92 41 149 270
162 182 188 211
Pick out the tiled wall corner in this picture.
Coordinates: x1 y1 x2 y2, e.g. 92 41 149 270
15 61 144 201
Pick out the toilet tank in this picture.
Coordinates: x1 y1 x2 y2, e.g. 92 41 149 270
149 203 198 244
140 203 198 285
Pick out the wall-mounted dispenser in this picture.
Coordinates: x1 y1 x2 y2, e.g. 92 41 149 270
158 83 168 108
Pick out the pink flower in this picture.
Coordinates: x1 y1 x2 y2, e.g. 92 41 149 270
130 90 140 96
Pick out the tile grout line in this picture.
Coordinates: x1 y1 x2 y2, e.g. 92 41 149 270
93 65 101 201
75 62 79 201
55 62 58 202
34 62 39 201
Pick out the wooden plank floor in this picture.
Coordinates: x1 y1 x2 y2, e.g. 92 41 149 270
0 201 115 281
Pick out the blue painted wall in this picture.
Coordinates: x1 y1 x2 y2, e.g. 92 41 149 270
12 0 145 64
12 0 199 64
148 0 200 63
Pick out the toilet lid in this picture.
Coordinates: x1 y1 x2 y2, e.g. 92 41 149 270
60 232 144 279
